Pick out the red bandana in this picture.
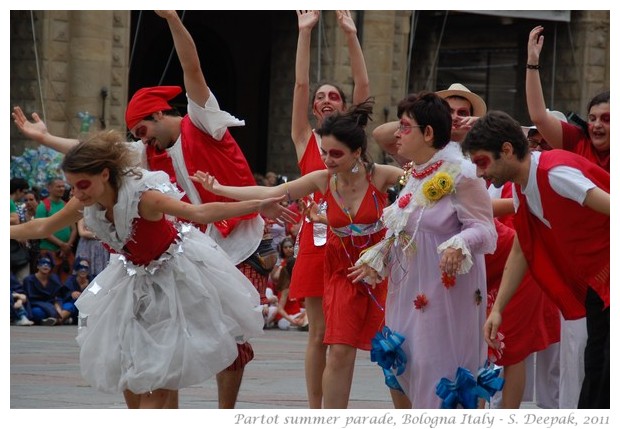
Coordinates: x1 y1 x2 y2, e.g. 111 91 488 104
125 86 183 129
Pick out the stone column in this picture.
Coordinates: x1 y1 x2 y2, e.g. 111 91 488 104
66 11 114 138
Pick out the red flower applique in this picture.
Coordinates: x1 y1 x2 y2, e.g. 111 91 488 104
398 193 412 209
441 272 456 288
413 293 428 310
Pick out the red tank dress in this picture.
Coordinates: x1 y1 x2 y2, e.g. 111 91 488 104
289 132 327 299
322 176 388 350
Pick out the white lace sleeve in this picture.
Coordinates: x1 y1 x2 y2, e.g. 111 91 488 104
437 175 497 273
355 239 392 280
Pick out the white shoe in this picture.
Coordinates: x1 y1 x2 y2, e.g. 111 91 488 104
41 317 57 326
16 316 34 326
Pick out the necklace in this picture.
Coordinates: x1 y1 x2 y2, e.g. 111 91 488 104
332 173 380 248
410 159 443 179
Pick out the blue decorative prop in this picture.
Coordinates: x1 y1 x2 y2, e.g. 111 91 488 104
77 111 96 133
435 364 505 409
436 367 479 409
370 326 407 392
10 146 64 189
476 363 505 402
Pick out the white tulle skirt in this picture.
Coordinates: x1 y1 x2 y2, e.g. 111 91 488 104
74 225 264 394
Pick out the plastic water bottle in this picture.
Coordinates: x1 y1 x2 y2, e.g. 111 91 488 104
312 200 327 246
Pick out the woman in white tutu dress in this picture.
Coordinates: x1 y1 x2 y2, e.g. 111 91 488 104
10 130 290 408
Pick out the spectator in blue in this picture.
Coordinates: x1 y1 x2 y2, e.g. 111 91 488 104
23 254 72 326
10 272 34 326
62 257 93 324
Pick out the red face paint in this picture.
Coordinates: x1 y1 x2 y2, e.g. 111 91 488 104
588 112 610 125
451 108 470 117
74 179 92 190
132 125 147 140
327 91 342 102
472 155 491 170
321 148 346 159
398 120 425 134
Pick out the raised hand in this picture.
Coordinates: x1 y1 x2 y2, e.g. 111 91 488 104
297 10 319 31
528 25 545 64
336 10 357 35
454 115 480 132
12 106 48 142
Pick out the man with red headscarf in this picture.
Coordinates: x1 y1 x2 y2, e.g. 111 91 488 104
123 11 268 410
12 10 267 409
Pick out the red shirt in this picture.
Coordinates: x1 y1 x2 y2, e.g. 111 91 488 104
561 121 609 172
514 150 609 319
146 116 257 236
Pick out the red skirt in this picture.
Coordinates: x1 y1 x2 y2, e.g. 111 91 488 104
486 221 560 366
289 220 326 299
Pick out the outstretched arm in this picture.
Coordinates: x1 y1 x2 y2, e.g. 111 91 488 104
492 198 515 218
484 235 528 347
291 10 320 160
192 169 326 203
12 106 79 154
156 10 210 106
10 198 84 240
525 25 563 149
583 187 610 216
138 190 293 226
337 10 370 105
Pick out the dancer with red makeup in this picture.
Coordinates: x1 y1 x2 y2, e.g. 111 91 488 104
9 130 291 408
463 110 610 409
290 10 371 408
12 10 290 409
200 100 404 408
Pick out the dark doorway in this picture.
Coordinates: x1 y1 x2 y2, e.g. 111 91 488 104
128 10 288 173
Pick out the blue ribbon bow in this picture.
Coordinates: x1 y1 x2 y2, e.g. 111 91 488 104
370 326 407 392
436 364 505 409
476 363 505 402
436 367 479 409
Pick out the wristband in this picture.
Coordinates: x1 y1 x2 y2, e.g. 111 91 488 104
526 64 540 70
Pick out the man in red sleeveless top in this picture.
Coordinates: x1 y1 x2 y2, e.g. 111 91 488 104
462 110 610 409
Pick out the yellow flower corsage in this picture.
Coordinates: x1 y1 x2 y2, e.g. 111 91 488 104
422 171 455 203
422 180 443 201
433 172 454 194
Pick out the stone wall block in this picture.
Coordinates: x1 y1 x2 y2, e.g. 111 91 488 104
45 80 66 103
48 61 68 82
588 48 607 66
585 65 605 83
51 20 69 42
111 69 124 86
69 38 112 62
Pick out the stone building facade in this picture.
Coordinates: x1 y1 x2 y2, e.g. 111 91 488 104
10 10 609 178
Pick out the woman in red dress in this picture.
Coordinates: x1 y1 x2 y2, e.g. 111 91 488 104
200 100 404 408
290 10 370 407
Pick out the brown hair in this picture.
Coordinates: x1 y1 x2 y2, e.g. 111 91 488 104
61 130 142 192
